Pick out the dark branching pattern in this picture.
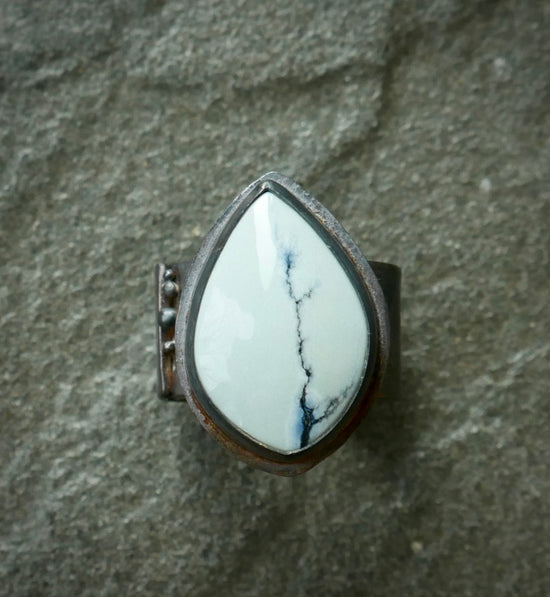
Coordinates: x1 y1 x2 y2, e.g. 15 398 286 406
283 249 343 448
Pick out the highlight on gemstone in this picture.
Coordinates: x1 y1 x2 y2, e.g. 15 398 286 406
193 191 369 454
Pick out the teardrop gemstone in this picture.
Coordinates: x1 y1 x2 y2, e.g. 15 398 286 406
193 191 369 454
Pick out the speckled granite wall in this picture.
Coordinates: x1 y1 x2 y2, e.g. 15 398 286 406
1 1 549 595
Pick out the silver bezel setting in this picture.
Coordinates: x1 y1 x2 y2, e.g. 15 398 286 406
172 172 390 475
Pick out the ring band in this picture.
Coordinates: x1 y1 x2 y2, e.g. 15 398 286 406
155 172 401 475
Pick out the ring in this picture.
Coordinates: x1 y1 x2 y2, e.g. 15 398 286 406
155 172 401 475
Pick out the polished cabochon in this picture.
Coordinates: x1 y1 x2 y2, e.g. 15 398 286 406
175 173 387 473
194 190 369 453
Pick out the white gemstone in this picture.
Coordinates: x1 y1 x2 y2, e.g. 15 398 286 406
194 191 369 454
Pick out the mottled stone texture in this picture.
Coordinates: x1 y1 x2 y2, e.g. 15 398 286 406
1 1 549 595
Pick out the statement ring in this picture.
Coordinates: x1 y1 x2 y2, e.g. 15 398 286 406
155 172 400 475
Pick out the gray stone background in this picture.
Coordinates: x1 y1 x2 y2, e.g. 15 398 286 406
1 0 549 595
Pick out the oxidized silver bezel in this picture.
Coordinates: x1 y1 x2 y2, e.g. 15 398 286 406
173 172 390 475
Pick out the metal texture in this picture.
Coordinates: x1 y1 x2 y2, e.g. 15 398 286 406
156 172 401 475
155 263 189 401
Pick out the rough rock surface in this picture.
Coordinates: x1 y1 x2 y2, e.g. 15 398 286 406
1 1 549 595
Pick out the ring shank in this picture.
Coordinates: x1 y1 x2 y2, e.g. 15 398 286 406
369 262 401 401
156 260 401 403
